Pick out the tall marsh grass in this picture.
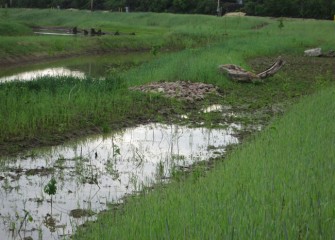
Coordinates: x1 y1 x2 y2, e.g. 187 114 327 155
75 86 335 239
0 76 175 143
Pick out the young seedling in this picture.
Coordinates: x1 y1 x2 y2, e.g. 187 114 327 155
44 177 57 215
18 209 33 236
278 18 284 29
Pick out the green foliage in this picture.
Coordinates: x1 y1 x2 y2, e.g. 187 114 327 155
278 18 284 29
1 11 335 149
0 21 32 36
5 0 335 18
244 0 335 19
0 9 334 239
44 177 57 196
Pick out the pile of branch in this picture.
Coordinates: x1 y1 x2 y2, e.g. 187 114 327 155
218 56 285 83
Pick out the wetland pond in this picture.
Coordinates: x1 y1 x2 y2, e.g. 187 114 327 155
0 52 154 83
0 123 241 240
0 52 251 239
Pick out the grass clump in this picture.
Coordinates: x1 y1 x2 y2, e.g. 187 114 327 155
0 21 32 36
75 86 335 239
0 76 180 146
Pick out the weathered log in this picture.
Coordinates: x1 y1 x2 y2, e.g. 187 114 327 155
218 64 258 82
218 56 285 82
257 57 285 79
321 50 335 58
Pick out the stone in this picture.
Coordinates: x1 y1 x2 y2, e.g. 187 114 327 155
304 48 322 57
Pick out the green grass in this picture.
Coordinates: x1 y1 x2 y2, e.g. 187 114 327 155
0 8 334 239
0 76 181 143
75 86 335 239
1 9 335 154
0 9 292 58
0 21 32 35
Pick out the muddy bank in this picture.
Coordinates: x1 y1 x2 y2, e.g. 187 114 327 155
249 54 335 78
0 48 152 69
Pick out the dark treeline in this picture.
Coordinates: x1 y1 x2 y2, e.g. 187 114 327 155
244 0 335 20
1 0 334 19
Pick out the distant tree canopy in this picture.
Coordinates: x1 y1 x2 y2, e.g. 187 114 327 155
243 0 335 19
1 0 334 19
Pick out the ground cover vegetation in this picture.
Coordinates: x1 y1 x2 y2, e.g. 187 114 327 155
0 9 335 156
0 9 334 238
74 85 335 239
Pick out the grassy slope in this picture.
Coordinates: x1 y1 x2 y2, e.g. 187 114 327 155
75 86 335 240
0 9 334 239
1 10 335 153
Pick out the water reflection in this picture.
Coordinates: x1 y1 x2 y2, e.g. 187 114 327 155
0 52 154 83
0 67 85 82
0 123 239 240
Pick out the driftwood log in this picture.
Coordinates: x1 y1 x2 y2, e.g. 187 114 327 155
218 56 285 82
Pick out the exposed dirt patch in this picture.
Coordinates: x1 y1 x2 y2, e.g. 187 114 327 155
25 167 54 176
0 48 151 69
70 209 96 218
130 81 220 102
249 55 335 79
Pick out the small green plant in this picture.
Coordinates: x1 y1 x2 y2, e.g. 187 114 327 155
18 209 33 235
113 144 121 158
150 45 161 56
278 18 284 29
156 161 165 179
44 177 57 214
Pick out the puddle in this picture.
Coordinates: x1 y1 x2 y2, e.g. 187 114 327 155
0 52 154 83
34 32 76 36
201 104 232 113
0 68 85 82
0 123 239 240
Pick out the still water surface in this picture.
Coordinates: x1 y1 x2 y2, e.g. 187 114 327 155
0 123 240 240
0 52 153 83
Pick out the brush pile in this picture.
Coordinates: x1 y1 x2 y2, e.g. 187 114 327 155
130 81 219 101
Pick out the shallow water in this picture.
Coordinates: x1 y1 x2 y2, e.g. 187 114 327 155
0 52 153 83
0 67 85 82
0 123 240 240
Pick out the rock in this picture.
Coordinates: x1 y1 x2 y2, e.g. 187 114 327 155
69 209 95 218
23 237 33 240
304 48 322 57
321 50 335 58
157 87 165 93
